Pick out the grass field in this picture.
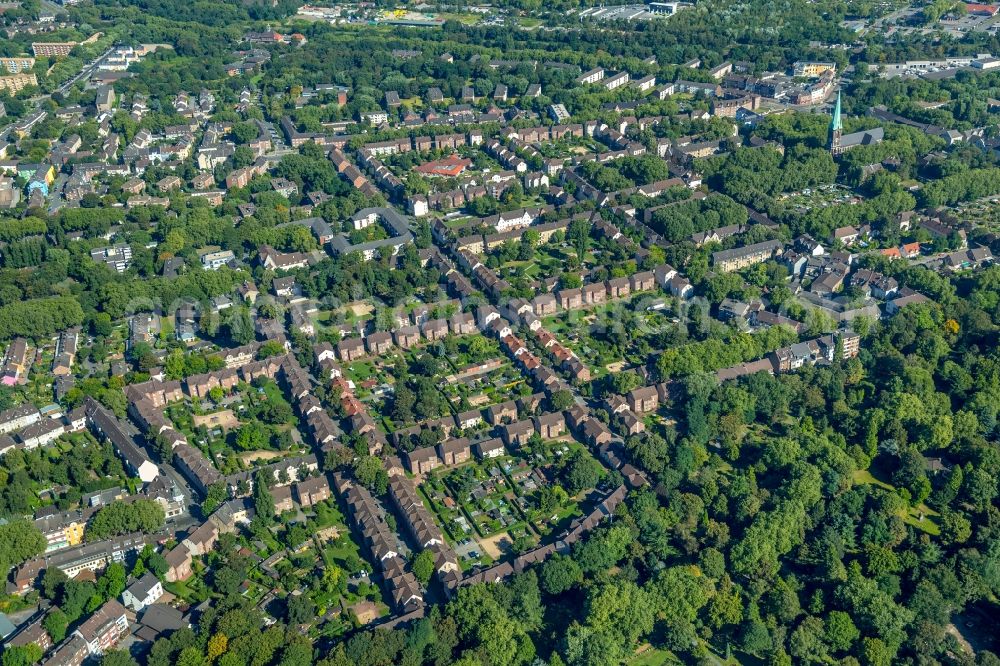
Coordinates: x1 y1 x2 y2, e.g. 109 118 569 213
629 647 682 665
852 469 941 535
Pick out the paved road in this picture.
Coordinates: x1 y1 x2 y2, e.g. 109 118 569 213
0 44 116 146
56 44 117 95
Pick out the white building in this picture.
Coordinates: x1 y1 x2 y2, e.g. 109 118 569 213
360 110 388 125
122 572 164 612
201 249 235 271
604 71 630 90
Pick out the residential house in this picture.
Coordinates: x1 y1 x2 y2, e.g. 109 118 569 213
121 573 163 612
394 326 421 349
712 240 783 273
422 319 449 341
557 288 583 310
627 386 658 413
201 250 235 271
487 401 518 425
259 245 309 271
449 312 477 335
582 282 606 305
182 522 218 556
534 412 566 439
294 475 331 506
437 438 471 466
533 293 558 315
164 546 192 582
501 419 534 448
337 338 366 362
564 357 591 383
620 410 644 435
454 410 483 431
73 600 128 656
365 331 394 355
630 271 655 292
405 446 440 475
581 418 612 446
606 277 631 299
474 438 505 459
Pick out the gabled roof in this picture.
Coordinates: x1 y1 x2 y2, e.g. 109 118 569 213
125 572 160 600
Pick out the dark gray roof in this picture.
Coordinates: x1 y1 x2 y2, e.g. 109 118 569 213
840 127 884 149
83 397 154 475
139 604 185 633
712 240 783 262
126 572 160 599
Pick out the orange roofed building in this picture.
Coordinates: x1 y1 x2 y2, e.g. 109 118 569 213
414 156 473 178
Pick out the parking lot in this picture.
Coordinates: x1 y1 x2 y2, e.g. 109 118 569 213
576 3 685 22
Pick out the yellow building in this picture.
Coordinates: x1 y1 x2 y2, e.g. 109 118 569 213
0 72 38 94
793 61 836 78
64 520 85 547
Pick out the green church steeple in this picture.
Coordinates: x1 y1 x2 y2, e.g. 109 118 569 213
830 90 843 155
831 90 843 132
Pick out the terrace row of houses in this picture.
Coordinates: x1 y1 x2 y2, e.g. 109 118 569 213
455 216 569 255
528 324 590 383
328 207 415 261
713 239 785 273
279 357 347 460
9 597 132 666
355 149 405 199
386 471 461 591
125 355 287 493
385 118 652 215
358 131 484 159
398 408 568 476
32 477 184 556
52 327 79 376
163 499 255 584
336 475 424 613
602 384 662 436
268 473 333 514
326 311 478 362
552 271 658 310
9 532 155 596
0 403 86 455
409 179 499 216
128 354 337 498
84 397 162 485
328 147 379 198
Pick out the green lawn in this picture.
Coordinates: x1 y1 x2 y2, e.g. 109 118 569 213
325 539 361 563
164 576 210 603
260 380 293 416
629 647 682 666
851 470 941 535
439 12 482 24
313 501 347 529
345 360 378 384
851 469 893 490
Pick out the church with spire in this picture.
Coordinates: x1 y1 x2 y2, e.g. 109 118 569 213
829 90 843 155
828 90 884 156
